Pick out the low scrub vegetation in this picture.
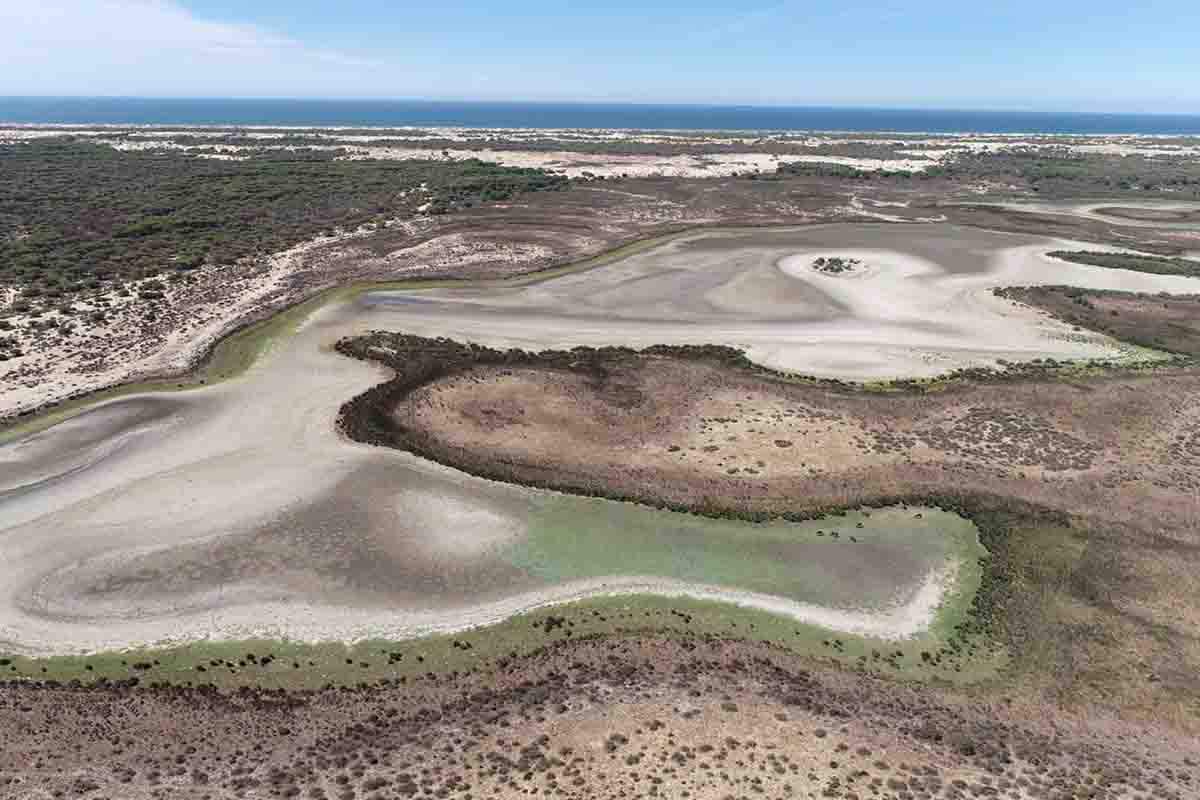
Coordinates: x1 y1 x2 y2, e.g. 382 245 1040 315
0 139 567 304
996 285 1200 356
812 256 861 274
772 147 1200 196
925 148 1200 195
773 161 914 180
334 327 1200 722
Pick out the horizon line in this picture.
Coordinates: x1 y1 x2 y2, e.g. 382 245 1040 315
3 95 1200 119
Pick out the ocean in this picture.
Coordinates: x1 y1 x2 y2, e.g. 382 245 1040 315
1 97 1199 135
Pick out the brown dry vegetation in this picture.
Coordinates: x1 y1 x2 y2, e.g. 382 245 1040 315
2 636 1197 800
996 287 1200 357
335 328 1200 730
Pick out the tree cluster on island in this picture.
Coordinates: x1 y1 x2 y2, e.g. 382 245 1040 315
812 256 862 274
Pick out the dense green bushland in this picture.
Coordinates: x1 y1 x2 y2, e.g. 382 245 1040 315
0 139 567 302
924 148 1200 193
772 161 909 179
773 147 1200 194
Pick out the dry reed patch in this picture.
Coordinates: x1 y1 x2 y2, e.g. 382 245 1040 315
2 636 1195 800
344 334 1200 724
997 286 1200 357
387 342 1190 515
401 364 916 481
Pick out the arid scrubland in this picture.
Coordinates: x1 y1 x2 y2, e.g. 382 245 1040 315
3 128 1200 799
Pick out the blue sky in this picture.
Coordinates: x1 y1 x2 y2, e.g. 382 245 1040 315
2 0 1198 112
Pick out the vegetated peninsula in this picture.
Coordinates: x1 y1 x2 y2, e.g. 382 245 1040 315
1047 249 1200 277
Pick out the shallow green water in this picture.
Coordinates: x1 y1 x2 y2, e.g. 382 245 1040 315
509 500 981 612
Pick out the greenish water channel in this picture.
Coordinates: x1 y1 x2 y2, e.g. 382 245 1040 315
0 504 998 690
513 499 981 613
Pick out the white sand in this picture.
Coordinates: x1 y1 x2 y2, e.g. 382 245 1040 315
0 214 420 419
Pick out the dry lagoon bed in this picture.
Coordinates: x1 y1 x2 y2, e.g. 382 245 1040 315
2 222 1197 658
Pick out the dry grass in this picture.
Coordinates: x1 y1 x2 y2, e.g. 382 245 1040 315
2 636 1196 800
376 340 1200 523
997 286 1200 357
340 332 1200 727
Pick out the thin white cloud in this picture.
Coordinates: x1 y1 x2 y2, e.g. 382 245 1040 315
0 0 389 96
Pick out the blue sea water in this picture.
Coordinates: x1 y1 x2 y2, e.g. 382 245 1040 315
1 97 1199 135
